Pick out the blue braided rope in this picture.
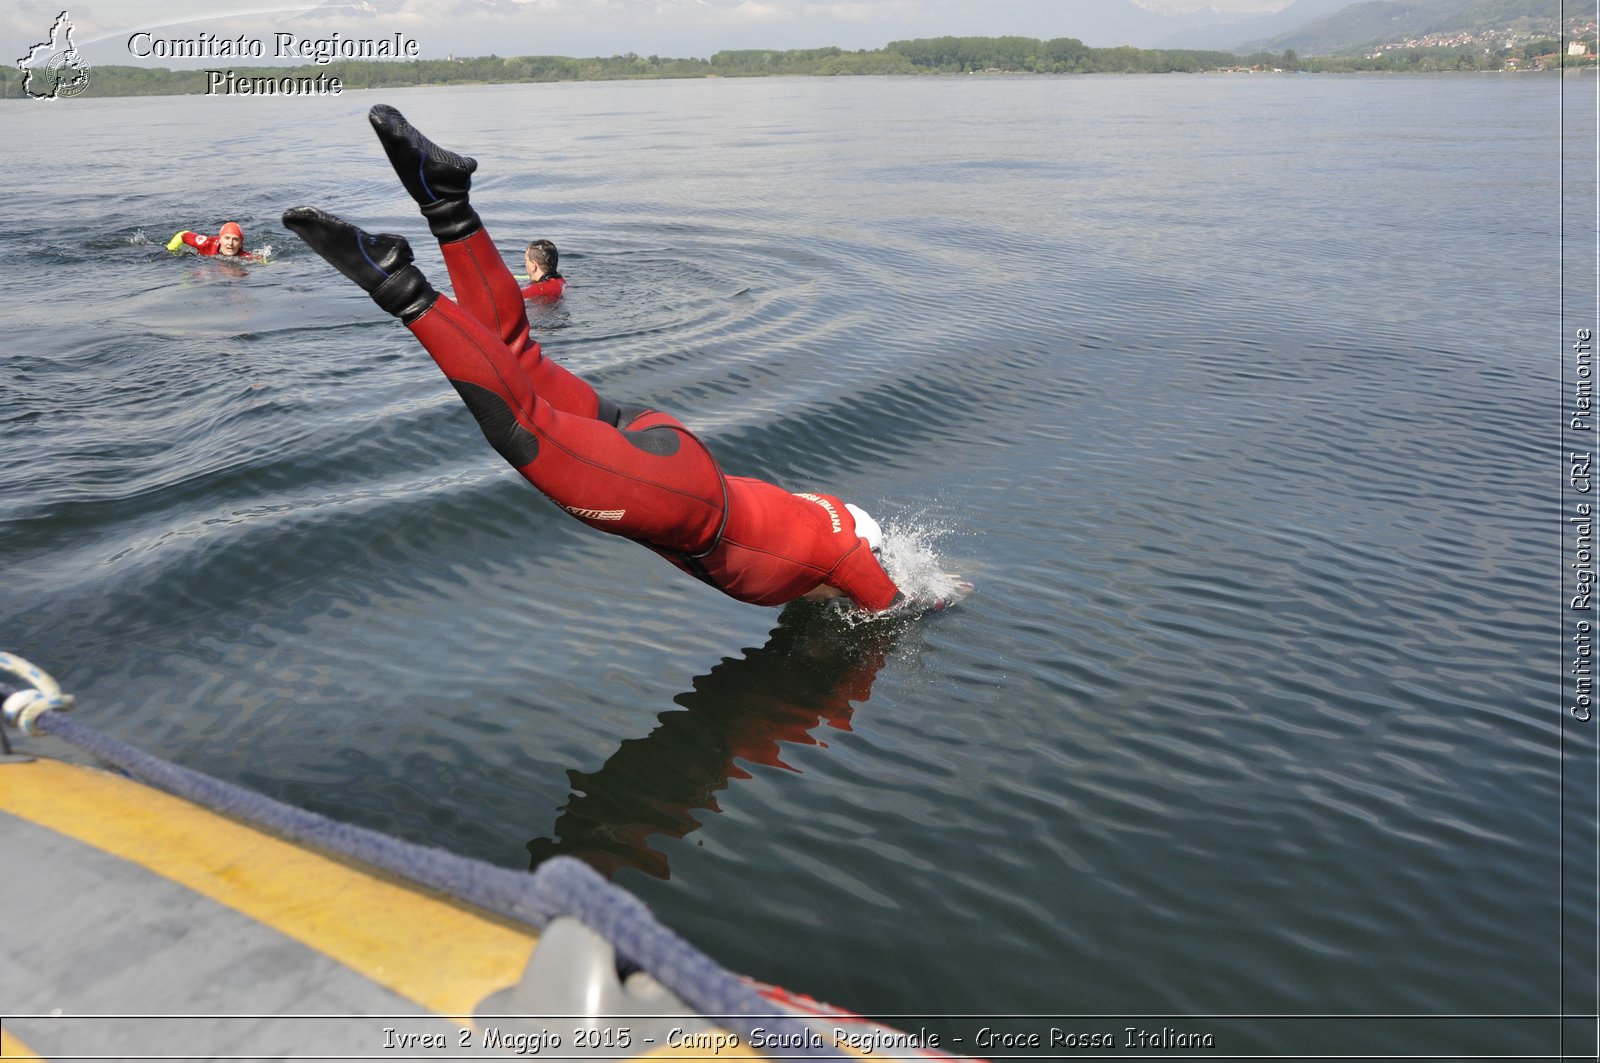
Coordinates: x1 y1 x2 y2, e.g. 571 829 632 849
34 711 843 1056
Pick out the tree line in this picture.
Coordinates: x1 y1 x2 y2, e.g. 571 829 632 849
1292 38 1585 71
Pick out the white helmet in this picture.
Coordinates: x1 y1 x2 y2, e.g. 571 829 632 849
844 503 883 553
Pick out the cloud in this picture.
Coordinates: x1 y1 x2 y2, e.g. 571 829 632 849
730 1 788 20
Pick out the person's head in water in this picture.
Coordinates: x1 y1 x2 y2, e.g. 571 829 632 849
525 239 559 281
217 222 245 257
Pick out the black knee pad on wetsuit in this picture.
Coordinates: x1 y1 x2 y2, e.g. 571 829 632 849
596 396 652 428
451 380 539 467
453 383 674 465
604 401 679 455
622 425 681 456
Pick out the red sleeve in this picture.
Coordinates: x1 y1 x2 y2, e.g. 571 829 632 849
520 276 565 300
183 232 219 256
826 541 900 612
824 495 899 611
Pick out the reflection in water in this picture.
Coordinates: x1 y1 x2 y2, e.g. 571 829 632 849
185 262 251 281
180 259 254 291
527 603 909 880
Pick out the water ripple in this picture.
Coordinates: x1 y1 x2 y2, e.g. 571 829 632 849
0 77 1574 1044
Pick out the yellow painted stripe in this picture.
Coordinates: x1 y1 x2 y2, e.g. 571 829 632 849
0 759 536 1018
1 1027 46 1059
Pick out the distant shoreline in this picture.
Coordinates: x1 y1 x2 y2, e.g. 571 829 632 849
6 34 1588 100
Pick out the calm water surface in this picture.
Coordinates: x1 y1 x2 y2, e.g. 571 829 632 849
2 73 1590 1055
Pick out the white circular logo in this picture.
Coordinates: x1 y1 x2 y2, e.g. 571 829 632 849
44 50 92 98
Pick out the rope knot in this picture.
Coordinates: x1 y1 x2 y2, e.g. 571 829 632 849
0 653 75 735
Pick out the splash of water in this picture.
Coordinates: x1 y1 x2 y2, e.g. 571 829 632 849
832 513 970 626
128 229 150 246
880 515 961 600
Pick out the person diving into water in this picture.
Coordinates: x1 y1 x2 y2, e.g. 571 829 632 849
283 105 902 612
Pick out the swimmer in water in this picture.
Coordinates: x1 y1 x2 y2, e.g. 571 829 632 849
166 221 253 259
281 105 901 613
522 239 565 301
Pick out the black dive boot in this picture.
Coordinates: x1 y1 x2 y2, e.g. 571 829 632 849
368 104 482 243
281 207 437 323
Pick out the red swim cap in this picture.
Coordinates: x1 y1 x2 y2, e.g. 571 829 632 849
220 222 243 240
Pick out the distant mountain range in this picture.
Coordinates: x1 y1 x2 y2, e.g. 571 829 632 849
1150 0 1355 51
1230 0 1567 56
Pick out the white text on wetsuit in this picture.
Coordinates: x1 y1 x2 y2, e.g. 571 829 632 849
794 493 843 533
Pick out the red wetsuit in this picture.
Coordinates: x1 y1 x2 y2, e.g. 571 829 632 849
413 228 900 611
521 274 565 300
171 231 255 260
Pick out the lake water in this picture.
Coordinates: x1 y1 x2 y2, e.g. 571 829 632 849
3 72 1592 1056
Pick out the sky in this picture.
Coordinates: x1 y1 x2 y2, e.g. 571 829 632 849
8 0 1301 70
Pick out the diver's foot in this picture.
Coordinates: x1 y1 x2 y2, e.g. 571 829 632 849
369 104 477 206
282 206 410 291
281 206 437 322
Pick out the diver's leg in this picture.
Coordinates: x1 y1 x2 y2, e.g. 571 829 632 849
282 207 723 554
367 104 610 421
409 298 724 553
